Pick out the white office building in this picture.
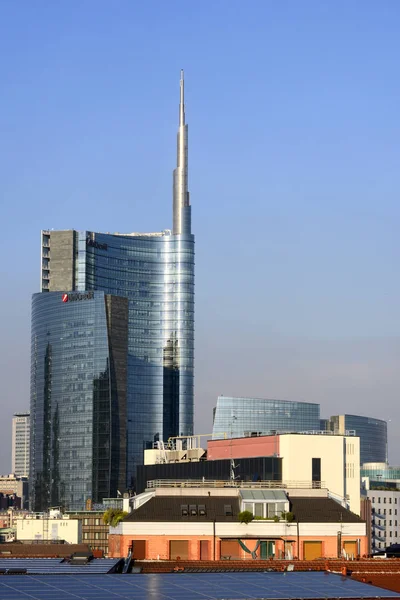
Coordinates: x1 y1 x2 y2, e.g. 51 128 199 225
368 489 400 552
12 412 30 477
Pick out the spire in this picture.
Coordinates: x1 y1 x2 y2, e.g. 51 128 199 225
173 70 191 235
179 69 185 127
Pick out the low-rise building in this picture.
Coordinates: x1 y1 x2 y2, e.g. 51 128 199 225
67 511 110 556
108 483 367 560
15 511 81 544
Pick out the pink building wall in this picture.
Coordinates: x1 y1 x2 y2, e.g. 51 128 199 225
207 435 279 460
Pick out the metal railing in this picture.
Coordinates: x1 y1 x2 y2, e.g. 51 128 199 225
147 479 326 490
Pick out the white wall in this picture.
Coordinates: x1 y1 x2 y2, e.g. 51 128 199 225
16 518 81 544
116 519 365 539
279 435 360 515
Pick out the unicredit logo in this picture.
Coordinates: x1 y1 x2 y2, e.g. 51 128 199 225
62 291 94 303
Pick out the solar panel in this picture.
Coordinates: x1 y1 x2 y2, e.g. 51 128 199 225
0 571 398 600
0 558 120 575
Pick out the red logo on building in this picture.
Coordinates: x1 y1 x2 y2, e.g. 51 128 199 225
62 294 69 303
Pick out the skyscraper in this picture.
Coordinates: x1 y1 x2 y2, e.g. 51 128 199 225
12 412 30 478
31 72 194 509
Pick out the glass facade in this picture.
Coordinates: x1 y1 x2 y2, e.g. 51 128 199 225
30 291 127 511
77 230 195 486
212 396 320 439
326 415 387 465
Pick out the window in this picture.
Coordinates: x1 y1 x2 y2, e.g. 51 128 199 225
390 498 392 504
84 532 89 540
224 504 233 517
312 458 321 484
390 509 392 515
254 503 263 518
95 518 100 526
384 509 387 515
390 520 392 525
372 497 375 503
384 498 387 504
378 498 381 503
84 518 89 525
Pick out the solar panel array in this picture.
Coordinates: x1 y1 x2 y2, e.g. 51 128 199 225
0 558 120 574
0 571 399 600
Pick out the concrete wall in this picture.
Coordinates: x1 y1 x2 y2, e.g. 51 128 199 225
280 435 360 515
48 230 76 292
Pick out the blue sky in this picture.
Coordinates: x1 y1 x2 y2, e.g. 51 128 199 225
1 1 399 471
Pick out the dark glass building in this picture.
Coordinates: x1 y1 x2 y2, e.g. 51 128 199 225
212 396 320 439
30 291 128 511
137 456 282 494
32 72 194 502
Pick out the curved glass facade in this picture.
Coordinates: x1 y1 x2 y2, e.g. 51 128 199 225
79 230 195 485
212 396 320 439
30 291 128 510
326 415 387 464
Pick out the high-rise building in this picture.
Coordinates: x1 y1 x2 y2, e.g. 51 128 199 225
30 291 128 510
30 72 194 509
324 414 387 465
12 412 30 478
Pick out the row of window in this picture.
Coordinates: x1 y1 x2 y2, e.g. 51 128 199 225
371 496 398 504
83 532 108 540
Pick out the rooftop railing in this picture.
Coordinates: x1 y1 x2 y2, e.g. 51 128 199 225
147 479 326 490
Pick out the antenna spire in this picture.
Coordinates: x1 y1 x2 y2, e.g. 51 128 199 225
179 69 185 126
173 70 191 235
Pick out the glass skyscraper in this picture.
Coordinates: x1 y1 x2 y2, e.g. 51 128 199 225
31 72 194 507
212 396 320 439
31 291 128 510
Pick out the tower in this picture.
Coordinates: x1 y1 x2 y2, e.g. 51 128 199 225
31 73 195 509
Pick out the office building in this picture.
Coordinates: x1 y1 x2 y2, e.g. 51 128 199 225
368 489 400 552
212 396 320 439
208 432 361 514
12 412 30 477
324 414 387 464
30 291 128 511
361 462 400 485
31 72 194 506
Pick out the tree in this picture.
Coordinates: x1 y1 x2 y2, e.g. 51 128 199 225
238 510 254 525
103 508 128 527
